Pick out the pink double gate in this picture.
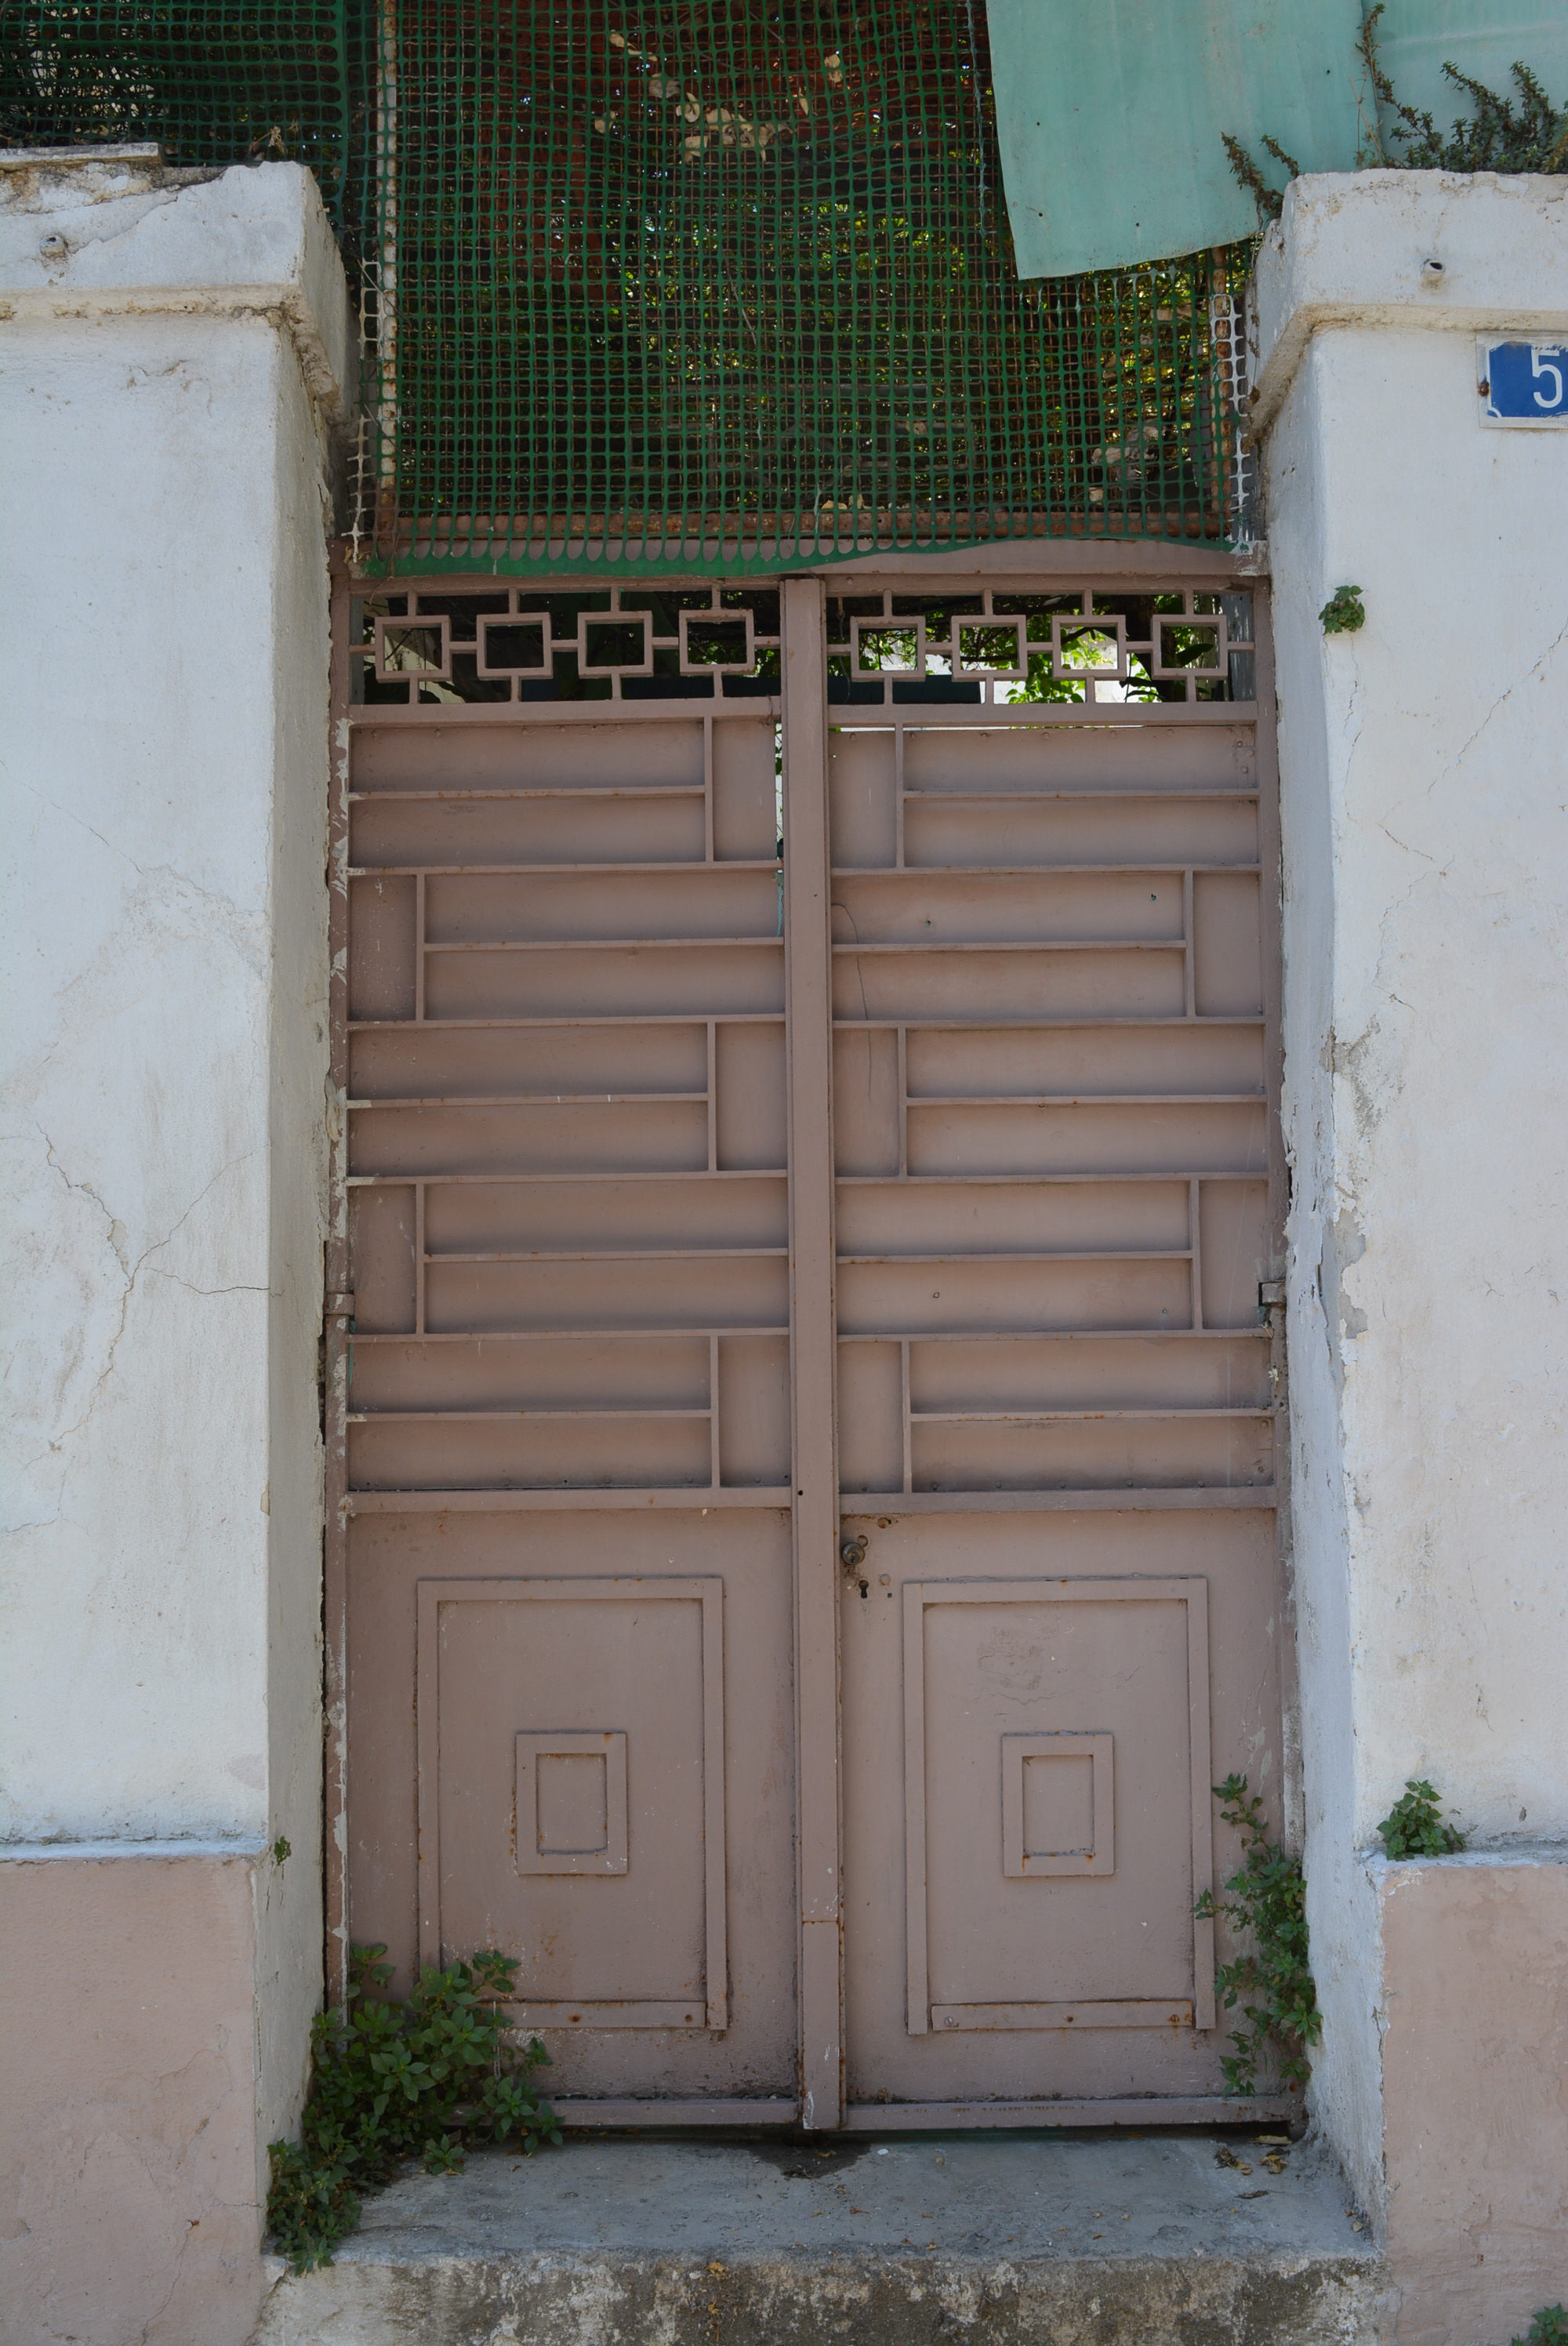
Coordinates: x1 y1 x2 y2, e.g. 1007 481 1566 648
327 558 1290 2128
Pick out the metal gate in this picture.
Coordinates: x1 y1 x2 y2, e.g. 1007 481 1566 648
326 555 1287 2130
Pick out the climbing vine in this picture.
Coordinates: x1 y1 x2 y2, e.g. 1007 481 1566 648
267 1946 558 2272
1196 1775 1321 2096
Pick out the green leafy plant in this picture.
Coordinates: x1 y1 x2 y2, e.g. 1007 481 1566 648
266 1945 558 2272
270 1836 292 1866
1512 2309 1568 2346
1355 7 1568 172
1196 1775 1321 2096
1319 585 1365 635
1221 131 1302 223
1226 5 1567 220
1376 1778 1466 1858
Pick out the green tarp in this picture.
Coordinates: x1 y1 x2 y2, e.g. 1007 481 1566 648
988 0 1568 277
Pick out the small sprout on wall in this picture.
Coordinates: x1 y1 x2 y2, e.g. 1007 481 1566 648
1319 586 1366 635
1512 2309 1568 2346
1376 1779 1466 1858
271 1836 292 1866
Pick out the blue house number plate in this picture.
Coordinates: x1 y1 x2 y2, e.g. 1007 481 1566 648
1479 340 1568 428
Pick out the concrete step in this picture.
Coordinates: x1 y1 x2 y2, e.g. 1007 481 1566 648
254 2129 1388 2346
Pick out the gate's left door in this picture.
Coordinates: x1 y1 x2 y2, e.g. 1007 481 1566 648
333 586 801 2116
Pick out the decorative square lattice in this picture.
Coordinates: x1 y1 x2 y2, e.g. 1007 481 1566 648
1051 613 1127 682
374 612 450 684
851 616 927 679
476 612 551 679
1152 612 1227 679
577 610 653 679
680 605 756 675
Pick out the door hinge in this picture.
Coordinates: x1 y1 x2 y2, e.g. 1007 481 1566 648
325 1291 356 1327
1258 1279 1285 1313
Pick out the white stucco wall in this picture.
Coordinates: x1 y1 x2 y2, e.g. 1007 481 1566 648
1256 173 1568 2214
0 157 343 2150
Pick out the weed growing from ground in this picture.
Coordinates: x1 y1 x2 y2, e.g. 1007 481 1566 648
267 1945 558 2270
1196 1775 1321 2095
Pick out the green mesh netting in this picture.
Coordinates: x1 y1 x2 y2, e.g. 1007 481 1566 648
0 3 354 212
2 4 1251 572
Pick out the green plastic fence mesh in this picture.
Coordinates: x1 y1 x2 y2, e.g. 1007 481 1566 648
0 4 354 211
2 4 1251 572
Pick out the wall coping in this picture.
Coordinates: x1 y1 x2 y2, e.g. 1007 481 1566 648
1360 1842 1568 1876
1247 170 1568 441
0 156 353 423
1 1838 270 1865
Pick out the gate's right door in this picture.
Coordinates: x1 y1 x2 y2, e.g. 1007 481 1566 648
830 579 1283 2116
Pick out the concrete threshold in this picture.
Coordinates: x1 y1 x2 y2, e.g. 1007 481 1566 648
255 2128 1387 2345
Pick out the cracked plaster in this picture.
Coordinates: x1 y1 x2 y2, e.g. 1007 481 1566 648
1260 176 1568 2315
1 158 340 2342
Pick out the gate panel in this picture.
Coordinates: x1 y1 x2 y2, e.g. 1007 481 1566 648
336 608 804 2111
330 567 1286 2126
826 582 1285 2114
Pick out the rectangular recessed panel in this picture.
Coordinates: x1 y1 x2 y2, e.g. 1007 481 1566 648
350 1022 708 1100
426 942 786 1022
716 1024 788 1171
904 796 1258 869
349 1336 711 1414
350 1415 715 1492
717 1335 791 1487
426 869 779 942
838 1342 905 1494
903 1023 1265 1097
351 789 706 869
836 1180 1191 1256
1200 1180 1271 1329
909 1414 1272 1493
517 1731 628 1874
424 1176 788 1255
349 876 417 1020
829 732 898 870
833 1029 902 1177
903 1579 1212 2031
1193 872 1262 1015
832 946 1184 1022
1003 1734 1114 1876
907 1335 1269 1413
833 872 1185 944
353 721 705 794
837 1256 1192 1337
349 1185 416 1333
712 721 779 862
901 724 1254 795
419 1578 725 2026
426 1255 789 1335
351 1101 709 1178
905 1101 1267 1178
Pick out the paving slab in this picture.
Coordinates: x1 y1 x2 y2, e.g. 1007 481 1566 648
255 2128 1388 2346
